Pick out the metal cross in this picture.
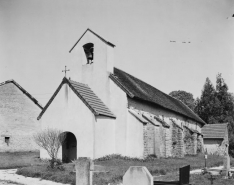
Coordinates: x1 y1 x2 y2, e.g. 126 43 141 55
62 66 70 77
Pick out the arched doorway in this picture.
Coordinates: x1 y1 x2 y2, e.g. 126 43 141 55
61 132 77 163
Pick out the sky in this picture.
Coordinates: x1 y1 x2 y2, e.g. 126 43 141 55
0 0 234 106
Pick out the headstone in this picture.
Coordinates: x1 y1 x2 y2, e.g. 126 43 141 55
74 157 93 185
179 165 190 184
221 146 230 178
123 166 153 185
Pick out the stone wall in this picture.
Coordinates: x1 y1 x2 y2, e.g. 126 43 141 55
128 98 204 158
203 127 228 156
164 126 172 157
171 120 184 158
0 83 42 152
197 135 204 153
183 127 198 155
143 124 148 157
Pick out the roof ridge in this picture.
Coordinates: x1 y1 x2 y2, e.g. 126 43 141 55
69 28 115 53
38 77 116 120
0 79 43 109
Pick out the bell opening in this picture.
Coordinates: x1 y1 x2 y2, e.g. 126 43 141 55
83 43 94 64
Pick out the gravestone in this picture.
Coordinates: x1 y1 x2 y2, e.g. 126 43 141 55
123 166 153 185
74 157 94 185
221 145 230 178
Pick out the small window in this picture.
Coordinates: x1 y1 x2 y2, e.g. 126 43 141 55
83 43 94 64
5 137 10 146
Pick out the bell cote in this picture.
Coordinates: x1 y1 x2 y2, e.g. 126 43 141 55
69 29 115 82
68 29 115 105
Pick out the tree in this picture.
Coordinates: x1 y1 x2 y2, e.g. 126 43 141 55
34 128 65 168
195 74 234 156
195 77 216 124
169 90 195 111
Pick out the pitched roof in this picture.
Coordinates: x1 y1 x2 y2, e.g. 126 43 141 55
0 80 43 109
202 123 228 139
110 67 206 125
69 28 115 53
38 78 116 120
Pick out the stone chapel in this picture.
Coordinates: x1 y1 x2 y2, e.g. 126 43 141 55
38 29 206 162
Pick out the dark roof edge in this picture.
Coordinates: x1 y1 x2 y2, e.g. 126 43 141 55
113 67 206 126
69 28 115 53
37 78 116 120
38 77 99 120
168 94 206 125
0 80 43 110
109 74 134 98
37 79 65 120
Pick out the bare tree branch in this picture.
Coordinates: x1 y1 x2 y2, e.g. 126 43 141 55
33 128 66 168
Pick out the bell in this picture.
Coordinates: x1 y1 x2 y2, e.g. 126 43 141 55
86 52 93 60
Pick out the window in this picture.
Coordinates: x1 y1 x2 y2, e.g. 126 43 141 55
83 43 94 64
5 137 10 146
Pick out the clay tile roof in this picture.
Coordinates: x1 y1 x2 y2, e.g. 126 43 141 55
110 67 205 125
202 123 228 139
128 109 148 124
38 78 115 120
68 79 115 118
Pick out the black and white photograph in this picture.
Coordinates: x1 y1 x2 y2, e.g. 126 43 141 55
0 0 234 184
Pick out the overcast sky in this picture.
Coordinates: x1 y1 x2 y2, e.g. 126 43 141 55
1 0 234 106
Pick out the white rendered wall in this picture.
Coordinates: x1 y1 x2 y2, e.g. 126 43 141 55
69 31 114 109
95 117 115 158
109 80 129 156
126 112 144 158
40 84 95 159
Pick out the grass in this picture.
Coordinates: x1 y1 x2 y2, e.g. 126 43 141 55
0 152 41 169
15 153 234 185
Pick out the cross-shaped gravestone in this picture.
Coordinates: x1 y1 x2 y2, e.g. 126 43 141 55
62 66 70 77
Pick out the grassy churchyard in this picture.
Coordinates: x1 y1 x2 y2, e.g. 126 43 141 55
1 152 234 185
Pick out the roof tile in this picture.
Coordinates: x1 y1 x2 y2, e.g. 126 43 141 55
202 123 228 139
111 68 205 125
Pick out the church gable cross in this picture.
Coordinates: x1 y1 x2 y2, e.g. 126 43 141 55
62 66 70 77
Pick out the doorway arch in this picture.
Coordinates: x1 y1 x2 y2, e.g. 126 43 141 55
61 132 77 163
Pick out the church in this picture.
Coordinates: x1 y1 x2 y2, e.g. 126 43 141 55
38 29 206 161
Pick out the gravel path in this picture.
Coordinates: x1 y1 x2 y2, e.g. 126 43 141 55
0 169 70 185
